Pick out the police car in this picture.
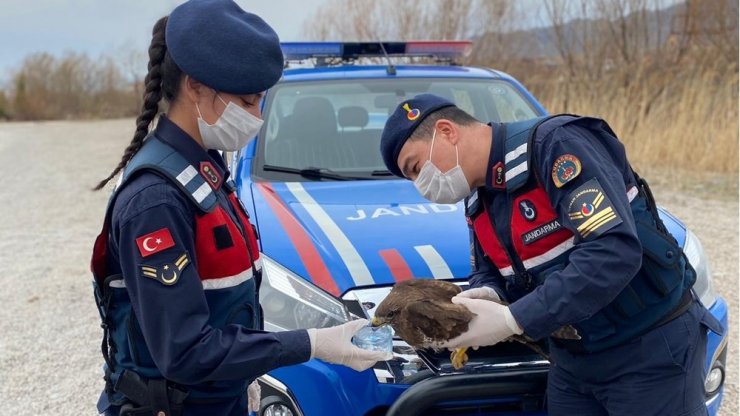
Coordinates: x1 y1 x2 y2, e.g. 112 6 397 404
230 42 728 416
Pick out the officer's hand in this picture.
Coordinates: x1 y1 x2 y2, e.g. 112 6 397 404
456 286 502 303
308 319 392 371
247 380 261 414
440 297 523 350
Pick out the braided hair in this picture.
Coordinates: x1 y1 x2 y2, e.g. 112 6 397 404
94 16 183 190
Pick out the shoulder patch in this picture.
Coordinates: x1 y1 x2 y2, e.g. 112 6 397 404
551 154 581 188
136 227 175 257
566 178 622 240
140 252 190 286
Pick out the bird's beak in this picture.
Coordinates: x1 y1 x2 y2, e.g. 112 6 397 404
371 317 384 327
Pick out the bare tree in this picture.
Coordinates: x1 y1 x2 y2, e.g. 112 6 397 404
303 0 512 42
116 45 148 114
0 89 9 119
7 52 139 121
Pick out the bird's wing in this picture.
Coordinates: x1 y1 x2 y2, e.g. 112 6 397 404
404 279 462 299
403 299 473 344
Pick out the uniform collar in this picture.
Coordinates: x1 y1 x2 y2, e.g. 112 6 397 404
485 122 506 191
154 116 229 190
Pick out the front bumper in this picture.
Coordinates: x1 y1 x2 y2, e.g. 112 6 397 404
386 368 548 416
260 296 729 416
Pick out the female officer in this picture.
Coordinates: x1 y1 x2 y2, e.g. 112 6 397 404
90 1 387 415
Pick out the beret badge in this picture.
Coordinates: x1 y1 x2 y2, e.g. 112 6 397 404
403 103 421 121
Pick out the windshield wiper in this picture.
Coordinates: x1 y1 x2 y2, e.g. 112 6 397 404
263 164 366 181
370 170 394 176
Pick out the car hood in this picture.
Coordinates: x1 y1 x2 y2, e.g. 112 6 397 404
248 180 688 297
250 180 469 296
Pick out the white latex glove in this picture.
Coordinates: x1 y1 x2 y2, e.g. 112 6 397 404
307 319 392 371
247 380 261 414
441 296 523 349
456 286 502 303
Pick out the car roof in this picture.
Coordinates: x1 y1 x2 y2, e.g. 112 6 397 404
281 64 504 82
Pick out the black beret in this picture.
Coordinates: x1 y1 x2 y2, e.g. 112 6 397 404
166 0 283 95
380 94 456 177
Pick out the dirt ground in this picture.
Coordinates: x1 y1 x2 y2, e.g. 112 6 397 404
0 119 736 415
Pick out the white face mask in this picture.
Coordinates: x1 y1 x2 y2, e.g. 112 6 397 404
413 129 471 204
196 94 263 151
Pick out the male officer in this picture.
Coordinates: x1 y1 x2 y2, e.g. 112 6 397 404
379 94 723 415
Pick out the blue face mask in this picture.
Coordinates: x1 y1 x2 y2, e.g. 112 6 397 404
413 129 471 204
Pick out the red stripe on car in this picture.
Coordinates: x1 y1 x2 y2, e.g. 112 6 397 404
379 249 413 282
255 183 340 296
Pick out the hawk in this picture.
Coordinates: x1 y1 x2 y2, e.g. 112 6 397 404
372 279 577 369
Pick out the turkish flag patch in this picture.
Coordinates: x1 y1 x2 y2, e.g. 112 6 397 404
136 227 175 257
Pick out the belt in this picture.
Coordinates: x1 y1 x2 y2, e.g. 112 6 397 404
115 370 188 416
651 290 694 329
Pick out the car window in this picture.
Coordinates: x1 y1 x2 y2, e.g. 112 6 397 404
259 78 539 176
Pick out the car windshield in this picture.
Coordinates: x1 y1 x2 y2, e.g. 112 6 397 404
257 78 539 179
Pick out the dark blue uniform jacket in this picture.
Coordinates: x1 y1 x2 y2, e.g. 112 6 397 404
469 116 663 342
96 117 310 411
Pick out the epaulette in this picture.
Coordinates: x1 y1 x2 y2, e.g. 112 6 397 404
118 135 218 213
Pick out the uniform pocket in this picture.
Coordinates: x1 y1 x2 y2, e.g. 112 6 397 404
635 220 684 299
658 311 699 373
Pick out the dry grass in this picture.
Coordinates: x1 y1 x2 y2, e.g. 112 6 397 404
526 67 738 176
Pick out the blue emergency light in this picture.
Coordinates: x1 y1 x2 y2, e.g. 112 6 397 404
281 41 472 62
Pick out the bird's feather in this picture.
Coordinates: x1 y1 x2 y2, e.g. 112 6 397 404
401 299 473 347
374 279 576 362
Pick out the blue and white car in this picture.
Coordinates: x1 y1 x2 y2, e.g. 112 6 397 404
230 42 728 416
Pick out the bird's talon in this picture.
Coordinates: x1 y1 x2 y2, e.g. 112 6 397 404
450 347 469 369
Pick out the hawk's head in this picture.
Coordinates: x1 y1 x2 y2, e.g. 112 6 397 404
372 297 402 327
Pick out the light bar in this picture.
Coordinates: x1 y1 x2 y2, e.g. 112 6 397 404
280 41 472 61
281 42 343 60
405 41 473 58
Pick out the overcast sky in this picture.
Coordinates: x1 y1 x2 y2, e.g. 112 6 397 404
0 0 684 87
0 0 327 85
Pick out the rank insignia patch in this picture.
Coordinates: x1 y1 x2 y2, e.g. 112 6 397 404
200 161 222 189
492 162 505 189
566 178 622 240
140 253 190 286
552 154 582 188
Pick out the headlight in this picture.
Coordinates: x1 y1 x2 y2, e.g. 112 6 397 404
683 229 717 307
705 365 724 396
260 256 349 331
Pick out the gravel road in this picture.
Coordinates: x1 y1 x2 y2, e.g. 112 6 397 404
0 119 736 415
